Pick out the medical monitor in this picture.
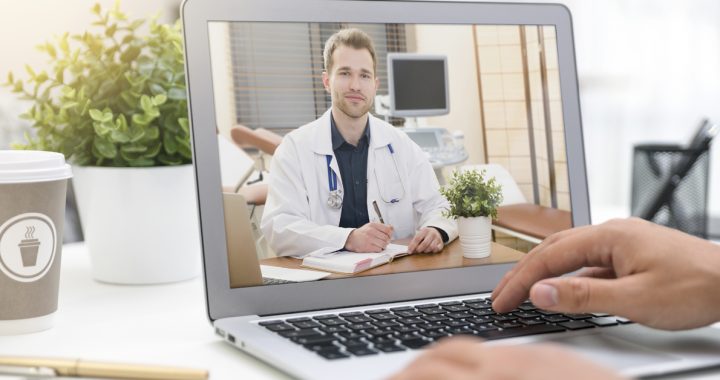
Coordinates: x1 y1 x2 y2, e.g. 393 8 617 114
388 53 449 117
183 0 588 319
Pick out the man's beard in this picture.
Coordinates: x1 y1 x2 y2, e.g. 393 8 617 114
335 92 374 119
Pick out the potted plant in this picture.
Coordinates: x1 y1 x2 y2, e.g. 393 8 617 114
3 3 200 284
440 169 503 258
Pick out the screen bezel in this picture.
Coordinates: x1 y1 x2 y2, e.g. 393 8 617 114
182 0 588 321
388 53 450 117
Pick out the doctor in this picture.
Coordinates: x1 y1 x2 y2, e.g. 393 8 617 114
261 28 457 258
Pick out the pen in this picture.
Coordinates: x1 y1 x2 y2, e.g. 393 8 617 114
0 357 208 380
372 200 385 224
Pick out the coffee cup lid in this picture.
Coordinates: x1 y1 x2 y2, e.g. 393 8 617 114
0 150 73 184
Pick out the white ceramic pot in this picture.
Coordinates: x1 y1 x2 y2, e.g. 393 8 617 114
457 216 492 258
72 165 201 284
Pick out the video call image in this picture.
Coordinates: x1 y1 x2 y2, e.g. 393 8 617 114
208 22 572 288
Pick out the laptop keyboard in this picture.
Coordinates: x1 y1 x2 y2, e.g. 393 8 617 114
257 297 633 360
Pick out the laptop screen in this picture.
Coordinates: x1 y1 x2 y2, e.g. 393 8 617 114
209 21 573 288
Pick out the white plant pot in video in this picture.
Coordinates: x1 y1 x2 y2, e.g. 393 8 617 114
457 216 492 258
72 165 201 284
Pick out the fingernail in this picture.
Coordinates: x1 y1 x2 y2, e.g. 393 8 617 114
532 283 558 308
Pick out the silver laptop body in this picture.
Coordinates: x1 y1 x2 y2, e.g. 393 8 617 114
182 1 720 378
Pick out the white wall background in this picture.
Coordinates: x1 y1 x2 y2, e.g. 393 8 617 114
1 0 719 221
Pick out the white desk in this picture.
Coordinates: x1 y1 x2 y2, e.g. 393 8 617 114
0 243 290 380
1 243 719 380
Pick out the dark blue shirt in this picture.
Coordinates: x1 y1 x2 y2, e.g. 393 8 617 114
331 113 370 229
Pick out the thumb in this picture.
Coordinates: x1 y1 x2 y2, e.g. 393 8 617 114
529 277 623 314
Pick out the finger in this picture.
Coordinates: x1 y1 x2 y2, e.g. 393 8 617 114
389 359 474 380
492 225 616 312
416 233 435 253
492 226 591 301
576 267 616 279
529 276 634 315
408 235 421 253
367 227 391 243
368 223 392 240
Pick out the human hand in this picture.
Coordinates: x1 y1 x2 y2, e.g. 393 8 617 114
492 218 720 330
408 227 443 254
344 222 394 252
390 337 625 380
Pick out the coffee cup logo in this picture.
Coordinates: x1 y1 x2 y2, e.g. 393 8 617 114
0 213 57 282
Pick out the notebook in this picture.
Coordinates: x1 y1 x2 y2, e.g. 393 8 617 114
301 244 409 274
183 1 720 379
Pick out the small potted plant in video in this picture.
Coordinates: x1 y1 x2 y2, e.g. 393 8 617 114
3 3 199 285
440 169 503 258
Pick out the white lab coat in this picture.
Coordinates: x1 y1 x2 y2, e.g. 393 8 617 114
261 110 458 257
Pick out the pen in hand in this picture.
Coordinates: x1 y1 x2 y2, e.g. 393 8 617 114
372 200 385 224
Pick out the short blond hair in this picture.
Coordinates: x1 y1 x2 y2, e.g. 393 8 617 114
323 28 377 75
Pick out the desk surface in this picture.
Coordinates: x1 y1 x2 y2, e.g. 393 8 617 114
262 240 524 279
494 204 572 240
1 243 718 380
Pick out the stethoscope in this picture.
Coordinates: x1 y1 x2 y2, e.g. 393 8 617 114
326 144 406 209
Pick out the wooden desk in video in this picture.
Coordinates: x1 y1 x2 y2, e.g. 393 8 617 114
260 240 524 280
493 204 572 243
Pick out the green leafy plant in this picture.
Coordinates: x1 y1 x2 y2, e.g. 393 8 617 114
3 2 191 166
440 169 503 219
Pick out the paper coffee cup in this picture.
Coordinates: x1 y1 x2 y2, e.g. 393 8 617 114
0 150 72 335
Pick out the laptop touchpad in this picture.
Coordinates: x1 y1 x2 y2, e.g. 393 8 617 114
545 333 680 370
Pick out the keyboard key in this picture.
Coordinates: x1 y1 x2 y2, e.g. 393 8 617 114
338 339 368 349
616 317 634 324
447 312 473 319
365 328 393 337
372 321 401 329
494 321 522 329
491 314 517 322
466 316 493 324
344 315 374 324
559 321 595 330
443 320 470 328
439 301 462 306
587 317 618 327
591 312 611 317
279 329 320 338
469 309 495 317
366 335 397 345
347 346 379 356
293 321 322 329
447 326 475 335
475 324 566 340
465 303 492 310
536 310 559 316
420 308 446 315
421 315 450 323
461 298 485 304
394 326 421 334
565 313 594 320
398 317 425 325
265 323 295 332
542 315 569 323
422 330 451 339
443 305 470 312
390 306 414 312
319 326 348 334
316 348 349 360
337 331 364 339
370 313 398 320
394 310 423 318
519 319 546 326
514 311 540 319
415 303 438 309
339 311 363 317
473 325 500 332
365 309 389 314
258 320 283 326
375 343 406 353
518 304 538 311
418 322 445 331
347 323 374 331
313 314 339 320
319 318 347 326
293 335 337 346
400 338 432 349
285 317 311 323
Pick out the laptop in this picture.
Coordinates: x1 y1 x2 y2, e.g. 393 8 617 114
182 1 720 379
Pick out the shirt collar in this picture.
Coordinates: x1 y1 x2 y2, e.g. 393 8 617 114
330 112 371 150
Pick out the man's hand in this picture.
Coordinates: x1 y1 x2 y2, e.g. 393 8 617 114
390 337 625 380
344 222 393 252
408 227 443 254
492 218 720 330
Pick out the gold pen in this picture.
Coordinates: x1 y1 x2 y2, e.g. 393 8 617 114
0 357 208 380
372 200 385 224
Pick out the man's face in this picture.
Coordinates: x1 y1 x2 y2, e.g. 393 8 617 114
322 45 379 120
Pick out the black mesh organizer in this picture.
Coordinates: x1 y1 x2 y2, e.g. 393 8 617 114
631 144 710 238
